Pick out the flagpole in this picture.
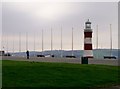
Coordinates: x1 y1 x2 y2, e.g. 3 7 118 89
26 32 28 51
13 34 14 53
6 35 8 56
42 29 44 55
19 32 21 53
72 27 73 56
110 24 112 56
96 25 98 49
51 27 53 56
96 25 99 59
34 32 35 56
61 26 63 58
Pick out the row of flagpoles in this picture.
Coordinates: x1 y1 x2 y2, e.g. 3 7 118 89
2 24 113 57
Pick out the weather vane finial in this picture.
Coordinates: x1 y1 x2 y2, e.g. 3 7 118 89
88 19 89 22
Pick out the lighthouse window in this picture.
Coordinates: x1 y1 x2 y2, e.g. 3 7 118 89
86 24 91 28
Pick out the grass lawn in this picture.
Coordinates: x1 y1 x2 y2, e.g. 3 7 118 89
2 60 119 89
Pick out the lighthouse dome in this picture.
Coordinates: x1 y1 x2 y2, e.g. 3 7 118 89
85 19 91 24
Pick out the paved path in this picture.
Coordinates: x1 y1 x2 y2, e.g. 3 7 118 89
100 85 120 89
2 56 119 66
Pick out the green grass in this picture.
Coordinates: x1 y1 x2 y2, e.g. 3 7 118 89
2 60 119 89
0 60 2 88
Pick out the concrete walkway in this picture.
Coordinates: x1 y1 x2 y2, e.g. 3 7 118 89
2 56 119 66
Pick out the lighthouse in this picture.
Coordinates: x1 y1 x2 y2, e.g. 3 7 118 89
84 19 93 58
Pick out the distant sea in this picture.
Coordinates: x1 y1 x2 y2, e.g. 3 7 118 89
9 49 119 59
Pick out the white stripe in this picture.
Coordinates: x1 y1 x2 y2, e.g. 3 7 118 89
84 29 92 32
84 38 92 44
84 50 93 57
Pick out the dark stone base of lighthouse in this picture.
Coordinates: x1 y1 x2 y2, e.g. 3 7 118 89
86 56 94 58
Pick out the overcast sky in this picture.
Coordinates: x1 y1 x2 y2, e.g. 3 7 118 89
2 2 118 52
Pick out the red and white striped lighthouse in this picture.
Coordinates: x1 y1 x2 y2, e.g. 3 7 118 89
84 19 93 58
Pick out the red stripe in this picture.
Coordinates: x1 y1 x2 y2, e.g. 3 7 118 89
84 32 92 38
84 44 92 50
